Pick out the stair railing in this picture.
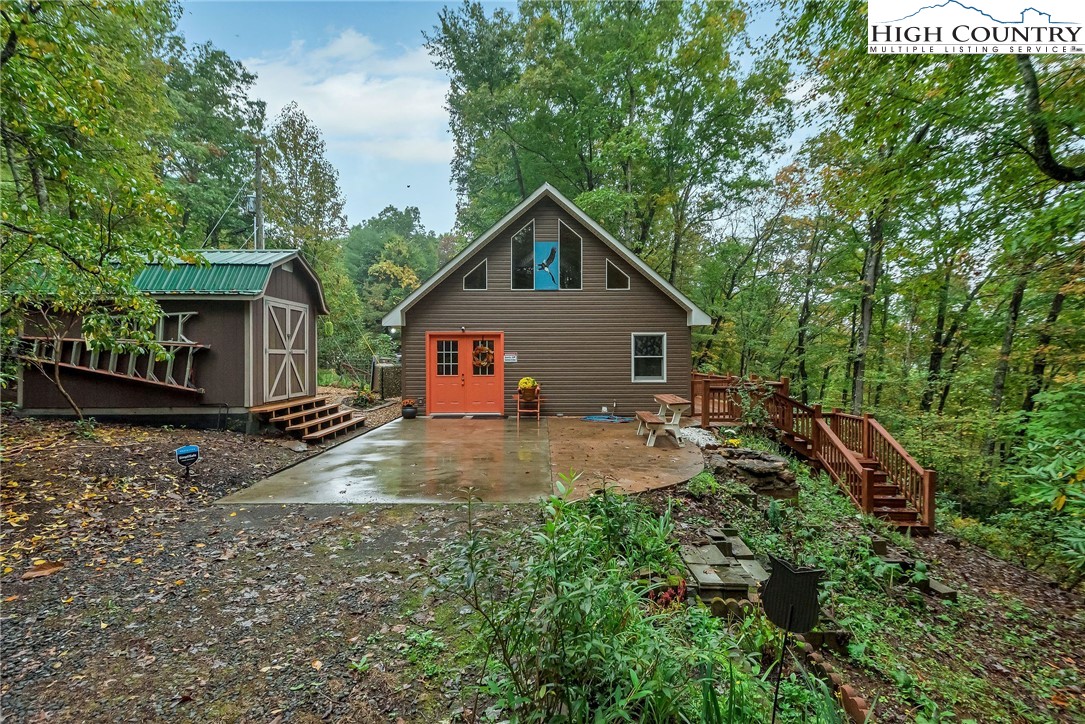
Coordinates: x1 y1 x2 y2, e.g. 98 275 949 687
812 413 874 513
868 418 936 529
691 372 931 527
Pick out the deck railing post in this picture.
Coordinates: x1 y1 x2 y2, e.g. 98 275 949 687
701 378 711 429
861 467 875 514
862 413 873 459
811 404 823 457
923 469 937 530
780 376 789 399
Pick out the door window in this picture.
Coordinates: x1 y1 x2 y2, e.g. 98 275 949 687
436 339 458 376
472 339 495 376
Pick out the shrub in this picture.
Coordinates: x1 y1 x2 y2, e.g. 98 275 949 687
429 478 779 722
687 470 721 498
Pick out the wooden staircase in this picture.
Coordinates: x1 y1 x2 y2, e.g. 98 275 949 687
692 373 935 533
251 395 365 443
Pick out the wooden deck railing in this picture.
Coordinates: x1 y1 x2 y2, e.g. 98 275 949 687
691 373 935 530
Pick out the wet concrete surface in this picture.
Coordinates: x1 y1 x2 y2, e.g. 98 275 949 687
218 418 554 504
547 417 705 498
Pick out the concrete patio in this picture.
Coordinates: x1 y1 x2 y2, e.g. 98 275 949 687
218 416 703 505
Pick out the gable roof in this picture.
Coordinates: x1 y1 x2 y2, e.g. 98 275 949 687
382 183 710 327
135 249 329 313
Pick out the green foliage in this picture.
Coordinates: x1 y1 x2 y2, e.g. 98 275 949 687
404 629 448 679
162 38 264 248
430 477 843 722
687 471 720 498
2 0 192 364
350 384 381 409
341 205 442 333
427 0 791 281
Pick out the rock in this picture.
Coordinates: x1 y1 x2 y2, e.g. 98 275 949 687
709 448 798 498
731 458 785 476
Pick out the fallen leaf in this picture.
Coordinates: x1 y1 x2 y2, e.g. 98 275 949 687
311 660 323 670
22 561 64 580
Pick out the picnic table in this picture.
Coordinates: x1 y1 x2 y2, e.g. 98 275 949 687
634 394 691 447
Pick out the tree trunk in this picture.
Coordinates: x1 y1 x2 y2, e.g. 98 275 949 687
819 365 832 402
844 303 858 408
0 118 24 200
1021 261 1077 413
29 156 49 212
872 279 890 407
990 273 1028 414
920 265 952 412
937 339 968 415
851 210 885 413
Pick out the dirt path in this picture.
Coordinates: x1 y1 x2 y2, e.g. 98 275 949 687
3 415 533 722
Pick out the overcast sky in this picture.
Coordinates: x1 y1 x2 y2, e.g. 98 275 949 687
178 1 483 234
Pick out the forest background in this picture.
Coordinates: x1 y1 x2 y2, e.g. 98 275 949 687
1 0 1082 586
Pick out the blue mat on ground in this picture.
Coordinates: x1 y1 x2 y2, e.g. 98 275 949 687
580 415 634 423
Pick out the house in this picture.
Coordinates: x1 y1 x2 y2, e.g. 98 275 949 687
382 183 710 417
17 250 359 437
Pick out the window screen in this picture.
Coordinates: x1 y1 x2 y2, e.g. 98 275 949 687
632 334 665 382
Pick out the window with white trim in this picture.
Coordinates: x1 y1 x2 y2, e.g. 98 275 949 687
558 221 582 289
631 333 666 382
463 258 487 290
606 259 630 290
511 218 582 290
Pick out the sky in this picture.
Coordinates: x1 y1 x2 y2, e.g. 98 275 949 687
177 1 486 234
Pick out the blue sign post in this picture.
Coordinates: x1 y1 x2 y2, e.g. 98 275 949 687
175 445 200 478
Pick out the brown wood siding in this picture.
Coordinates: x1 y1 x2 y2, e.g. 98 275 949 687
402 198 691 416
251 298 264 406
21 299 248 410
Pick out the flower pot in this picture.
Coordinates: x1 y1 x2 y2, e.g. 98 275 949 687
519 387 538 402
402 405 417 419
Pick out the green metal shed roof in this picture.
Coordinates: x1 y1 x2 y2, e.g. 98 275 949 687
134 250 299 295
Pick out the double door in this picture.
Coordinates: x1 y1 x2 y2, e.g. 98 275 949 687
425 332 504 414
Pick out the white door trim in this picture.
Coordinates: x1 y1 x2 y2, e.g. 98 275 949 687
264 296 310 402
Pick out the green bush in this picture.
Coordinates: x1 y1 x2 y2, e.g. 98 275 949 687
687 471 721 498
430 477 845 722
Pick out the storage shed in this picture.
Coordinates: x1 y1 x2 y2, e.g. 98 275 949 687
17 250 330 428
382 183 710 417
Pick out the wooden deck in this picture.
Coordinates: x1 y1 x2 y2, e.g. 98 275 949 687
691 373 936 532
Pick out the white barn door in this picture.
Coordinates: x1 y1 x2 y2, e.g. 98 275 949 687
264 298 309 402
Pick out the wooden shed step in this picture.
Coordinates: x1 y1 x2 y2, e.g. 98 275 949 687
250 395 328 415
302 415 365 441
285 409 354 432
270 402 340 424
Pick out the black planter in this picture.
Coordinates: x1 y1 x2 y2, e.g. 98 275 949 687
402 405 417 419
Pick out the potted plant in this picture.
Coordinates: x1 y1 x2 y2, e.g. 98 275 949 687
518 377 539 402
401 398 418 419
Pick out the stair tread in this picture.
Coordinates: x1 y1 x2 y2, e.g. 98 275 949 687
251 395 328 414
270 402 340 423
302 416 365 441
285 409 353 432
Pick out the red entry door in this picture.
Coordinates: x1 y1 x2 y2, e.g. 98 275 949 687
426 332 504 414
